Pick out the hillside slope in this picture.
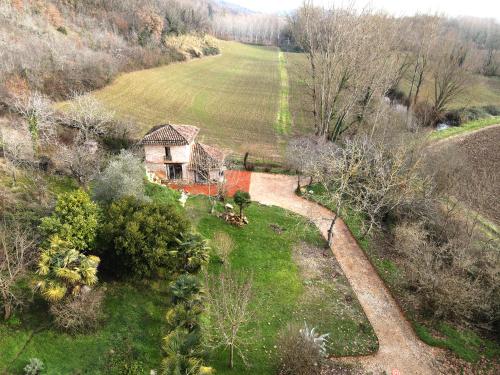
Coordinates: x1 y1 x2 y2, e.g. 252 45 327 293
0 0 220 104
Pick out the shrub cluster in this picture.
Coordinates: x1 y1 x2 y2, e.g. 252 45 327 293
276 323 329 375
49 288 105 333
35 190 103 332
39 189 100 251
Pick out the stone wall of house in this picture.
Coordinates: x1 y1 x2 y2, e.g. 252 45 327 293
144 144 192 181
143 143 224 183
144 144 191 164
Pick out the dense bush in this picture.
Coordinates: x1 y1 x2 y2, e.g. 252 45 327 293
443 105 500 124
161 328 211 375
413 101 437 127
49 288 105 333
174 233 210 274
389 216 499 328
39 189 100 252
98 196 191 278
169 274 202 304
92 150 146 204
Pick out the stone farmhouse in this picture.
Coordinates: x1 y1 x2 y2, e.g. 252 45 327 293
140 123 225 184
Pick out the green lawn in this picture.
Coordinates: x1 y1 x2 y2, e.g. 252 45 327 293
62 41 283 159
430 116 500 140
0 282 167 374
186 196 377 374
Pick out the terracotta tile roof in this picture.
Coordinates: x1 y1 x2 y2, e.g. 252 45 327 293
189 142 225 170
140 124 200 145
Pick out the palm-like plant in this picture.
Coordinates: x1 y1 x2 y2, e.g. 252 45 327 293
161 328 214 375
175 232 210 274
36 236 100 302
169 274 202 305
166 300 204 332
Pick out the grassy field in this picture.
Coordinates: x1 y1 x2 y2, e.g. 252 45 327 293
399 73 500 110
71 41 283 159
286 52 314 135
275 51 292 135
187 196 377 374
59 44 500 161
0 282 167 374
430 116 500 140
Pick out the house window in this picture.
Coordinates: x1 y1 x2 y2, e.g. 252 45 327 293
167 164 183 180
164 147 171 161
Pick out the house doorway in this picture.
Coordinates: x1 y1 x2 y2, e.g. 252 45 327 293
167 164 183 180
195 168 208 183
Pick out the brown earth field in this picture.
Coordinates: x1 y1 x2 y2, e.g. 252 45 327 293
430 125 500 225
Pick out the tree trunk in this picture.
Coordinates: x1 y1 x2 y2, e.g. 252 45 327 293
243 152 249 170
327 214 337 247
229 343 234 369
12 168 17 186
209 197 216 214
2 292 11 320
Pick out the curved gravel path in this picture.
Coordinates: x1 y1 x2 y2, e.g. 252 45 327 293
249 172 441 374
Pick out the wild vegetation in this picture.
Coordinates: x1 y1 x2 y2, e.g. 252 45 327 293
282 3 500 371
0 0 220 104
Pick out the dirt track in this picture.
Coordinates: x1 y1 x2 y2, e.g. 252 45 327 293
249 172 441 374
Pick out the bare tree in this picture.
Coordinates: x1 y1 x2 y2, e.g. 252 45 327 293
11 91 56 149
286 136 320 189
0 220 37 320
308 135 430 246
63 94 114 140
1 127 34 185
56 137 103 188
204 266 253 369
213 13 283 45
405 15 441 110
431 37 470 120
290 2 399 141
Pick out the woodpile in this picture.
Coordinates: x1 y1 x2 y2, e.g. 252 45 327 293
219 204 249 227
